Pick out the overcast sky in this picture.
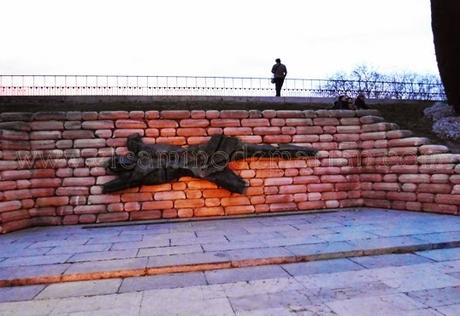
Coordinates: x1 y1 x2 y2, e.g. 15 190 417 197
1 0 438 79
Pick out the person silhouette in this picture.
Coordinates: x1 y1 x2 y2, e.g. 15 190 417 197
354 92 369 109
271 58 287 97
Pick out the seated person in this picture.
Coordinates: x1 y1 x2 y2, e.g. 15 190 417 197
354 93 369 109
333 95 352 110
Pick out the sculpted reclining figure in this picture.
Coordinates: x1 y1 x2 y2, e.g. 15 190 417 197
103 133 317 194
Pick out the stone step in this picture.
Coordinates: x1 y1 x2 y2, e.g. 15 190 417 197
2 237 460 288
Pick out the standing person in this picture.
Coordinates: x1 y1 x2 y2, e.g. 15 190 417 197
271 58 287 97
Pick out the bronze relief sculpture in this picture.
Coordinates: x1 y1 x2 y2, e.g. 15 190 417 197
103 134 317 194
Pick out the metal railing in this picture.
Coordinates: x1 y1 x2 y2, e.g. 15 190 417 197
0 74 446 100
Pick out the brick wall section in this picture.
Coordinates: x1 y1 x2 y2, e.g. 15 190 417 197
1 109 459 233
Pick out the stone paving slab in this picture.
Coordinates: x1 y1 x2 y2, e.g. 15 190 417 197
63 258 148 280
229 289 319 313
349 253 434 269
1 208 460 287
416 247 460 262
205 265 289 285
380 270 460 292
138 244 202 257
281 258 364 276
0 264 70 287
146 252 230 268
406 286 460 308
435 304 460 316
414 231 460 245
1 247 52 258
35 279 121 300
218 247 293 264
119 271 206 293
0 254 72 268
348 236 435 255
69 249 139 262
326 293 427 316
0 292 143 316
0 285 45 303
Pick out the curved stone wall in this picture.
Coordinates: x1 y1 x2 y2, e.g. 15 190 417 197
0 109 459 233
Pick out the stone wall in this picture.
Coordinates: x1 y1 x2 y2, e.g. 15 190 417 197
1 109 459 233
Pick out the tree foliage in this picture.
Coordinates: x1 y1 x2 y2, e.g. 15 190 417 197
324 65 445 100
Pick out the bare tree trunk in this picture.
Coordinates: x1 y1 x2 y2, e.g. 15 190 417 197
431 0 460 114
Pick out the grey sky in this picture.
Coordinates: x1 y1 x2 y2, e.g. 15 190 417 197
1 0 438 78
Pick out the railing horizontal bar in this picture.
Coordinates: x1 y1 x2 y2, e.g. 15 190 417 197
0 74 445 100
0 74 442 84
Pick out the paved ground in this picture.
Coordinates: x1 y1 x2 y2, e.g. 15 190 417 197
1 208 460 315
0 251 460 315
